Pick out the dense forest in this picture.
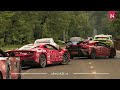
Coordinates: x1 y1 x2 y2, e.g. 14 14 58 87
0 11 120 46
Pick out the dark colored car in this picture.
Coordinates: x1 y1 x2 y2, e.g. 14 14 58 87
65 37 84 59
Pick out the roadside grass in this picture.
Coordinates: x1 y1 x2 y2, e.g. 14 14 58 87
0 44 66 51
0 45 23 51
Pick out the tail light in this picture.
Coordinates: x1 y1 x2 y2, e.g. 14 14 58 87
14 51 34 56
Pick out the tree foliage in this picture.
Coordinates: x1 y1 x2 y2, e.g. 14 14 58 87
0 11 119 46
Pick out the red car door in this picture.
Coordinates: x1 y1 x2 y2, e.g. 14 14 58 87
94 43 102 56
45 45 60 62
97 42 110 56
101 44 110 56
95 42 105 56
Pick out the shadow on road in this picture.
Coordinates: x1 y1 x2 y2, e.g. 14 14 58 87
22 66 31 70
71 56 119 60
22 63 71 70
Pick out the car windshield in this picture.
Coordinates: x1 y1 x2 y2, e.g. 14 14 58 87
70 37 82 42
34 39 51 44
18 44 40 50
94 37 110 40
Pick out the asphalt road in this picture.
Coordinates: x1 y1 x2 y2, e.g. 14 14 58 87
21 50 120 79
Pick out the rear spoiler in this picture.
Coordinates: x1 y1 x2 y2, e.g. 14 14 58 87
5 50 34 53
5 50 35 57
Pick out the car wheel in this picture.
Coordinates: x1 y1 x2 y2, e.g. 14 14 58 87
18 65 21 79
0 72 3 79
89 49 96 59
109 48 116 58
39 54 47 68
61 52 70 65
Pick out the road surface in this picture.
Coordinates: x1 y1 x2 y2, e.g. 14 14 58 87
21 50 120 79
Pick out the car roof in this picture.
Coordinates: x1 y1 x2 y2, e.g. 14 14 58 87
94 34 111 37
35 38 53 40
23 43 56 47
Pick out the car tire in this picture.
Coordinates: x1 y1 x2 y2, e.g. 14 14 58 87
61 52 70 65
109 48 116 58
18 65 22 79
39 54 47 68
89 49 96 59
0 72 3 79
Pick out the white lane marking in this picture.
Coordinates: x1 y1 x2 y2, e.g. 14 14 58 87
90 66 94 69
11 73 47 75
91 71 96 74
51 72 69 75
22 69 30 75
73 73 110 75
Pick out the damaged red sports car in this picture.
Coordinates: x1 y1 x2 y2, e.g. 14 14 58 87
66 40 116 59
6 44 70 68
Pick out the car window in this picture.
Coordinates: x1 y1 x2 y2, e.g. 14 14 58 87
94 37 110 40
45 45 58 50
